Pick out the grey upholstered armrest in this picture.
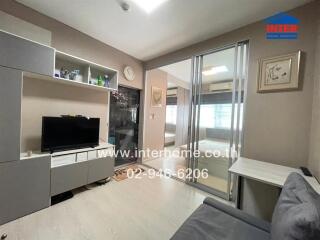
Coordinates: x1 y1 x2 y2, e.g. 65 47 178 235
203 197 271 233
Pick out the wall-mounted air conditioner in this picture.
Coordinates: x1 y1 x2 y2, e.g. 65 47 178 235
208 82 233 92
167 88 177 96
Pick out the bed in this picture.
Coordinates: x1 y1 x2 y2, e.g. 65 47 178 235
179 138 230 180
165 132 176 146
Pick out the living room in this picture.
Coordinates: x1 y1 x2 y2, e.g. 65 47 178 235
0 0 319 239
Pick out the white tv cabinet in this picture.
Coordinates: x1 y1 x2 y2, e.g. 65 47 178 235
50 143 115 196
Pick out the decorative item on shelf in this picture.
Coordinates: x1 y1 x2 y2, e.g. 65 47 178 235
257 51 301 93
54 69 60 78
60 68 69 79
27 150 33 157
69 70 80 81
88 67 91 82
104 74 110 88
90 78 98 85
151 87 163 107
97 75 105 86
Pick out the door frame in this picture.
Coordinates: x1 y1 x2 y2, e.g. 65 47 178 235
141 40 249 201
186 41 249 200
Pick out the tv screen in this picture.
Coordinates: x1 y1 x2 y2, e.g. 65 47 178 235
41 116 100 152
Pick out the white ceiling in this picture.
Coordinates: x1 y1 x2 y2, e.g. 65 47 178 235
160 59 191 84
160 47 236 87
17 0 311 61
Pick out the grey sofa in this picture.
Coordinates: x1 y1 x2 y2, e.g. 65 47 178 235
171 173 320 240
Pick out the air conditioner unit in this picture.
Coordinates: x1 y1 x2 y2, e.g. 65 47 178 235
208 82 233 92
167 88 177 96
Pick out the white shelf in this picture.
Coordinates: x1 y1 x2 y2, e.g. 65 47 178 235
20 143 114 161
22 50 118 92
24 72 117 92
51 142 114 157
55 50 118 91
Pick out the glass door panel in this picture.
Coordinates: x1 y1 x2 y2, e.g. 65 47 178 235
109 86 140 166
188 42 248 200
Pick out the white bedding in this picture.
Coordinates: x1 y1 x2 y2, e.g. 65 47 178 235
165 132 176 144
179 138 229 154
179 138 230 180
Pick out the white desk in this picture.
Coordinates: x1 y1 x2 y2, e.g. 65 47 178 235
229 157 320 221
229 157 320 194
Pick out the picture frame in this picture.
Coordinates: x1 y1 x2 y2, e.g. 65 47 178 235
151 87 163 107
257 51 301 93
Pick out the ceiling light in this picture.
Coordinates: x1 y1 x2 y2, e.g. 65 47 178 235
202 66 228 76
121 2 131 11
131 0 168 13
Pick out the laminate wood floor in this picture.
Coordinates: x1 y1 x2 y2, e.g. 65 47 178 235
0 166 230 240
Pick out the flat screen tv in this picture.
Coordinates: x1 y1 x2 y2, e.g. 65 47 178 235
41 116 100 152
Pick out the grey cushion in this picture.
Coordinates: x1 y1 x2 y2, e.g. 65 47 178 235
271 173 320 240
171 199 270 240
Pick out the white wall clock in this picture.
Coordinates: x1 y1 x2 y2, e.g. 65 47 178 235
124 66 135 81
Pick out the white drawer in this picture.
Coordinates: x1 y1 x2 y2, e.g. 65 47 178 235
51 154 76 167
77 152 88 162
97 148 114 158
88 150 97 160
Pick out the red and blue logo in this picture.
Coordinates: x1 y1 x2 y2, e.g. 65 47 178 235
265 12 299 40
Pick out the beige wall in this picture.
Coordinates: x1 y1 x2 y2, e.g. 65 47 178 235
175 87 189 147
21 78 109 152
143 69 167 160
145 2 319 170
0 0 144 153
308 5 320 179
0 0 143 90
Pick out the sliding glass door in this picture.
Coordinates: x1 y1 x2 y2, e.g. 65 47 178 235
187 41 248 200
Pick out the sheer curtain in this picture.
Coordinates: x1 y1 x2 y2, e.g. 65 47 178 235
166 105 177 124
199 103 243 129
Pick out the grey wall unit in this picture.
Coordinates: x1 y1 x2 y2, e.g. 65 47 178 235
51 161 89 197
0 155 51 225
51 147 115 197
87 157 115 183
0 30 54 76
0 66 22 163
0 30 116 224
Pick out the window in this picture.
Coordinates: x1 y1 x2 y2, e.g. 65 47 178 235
166 105 177 124
200 104 243 129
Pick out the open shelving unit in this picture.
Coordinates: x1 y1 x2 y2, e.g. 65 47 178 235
24 50 118 92
54 50 118 91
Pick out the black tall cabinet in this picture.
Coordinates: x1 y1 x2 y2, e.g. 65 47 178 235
108 86 140 166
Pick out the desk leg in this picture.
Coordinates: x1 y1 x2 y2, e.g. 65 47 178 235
235 175 242 209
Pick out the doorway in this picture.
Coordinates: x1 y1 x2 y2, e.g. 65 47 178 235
144 59 191 179
109 86 140 166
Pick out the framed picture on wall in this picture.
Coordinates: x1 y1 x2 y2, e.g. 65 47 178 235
151 87 163 107
257 51 301 93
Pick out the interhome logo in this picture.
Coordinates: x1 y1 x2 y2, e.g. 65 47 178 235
265 12 299 40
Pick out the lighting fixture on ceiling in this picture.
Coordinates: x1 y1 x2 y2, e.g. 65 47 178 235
202 66 228 76
120 2 131 11
131 0 168 13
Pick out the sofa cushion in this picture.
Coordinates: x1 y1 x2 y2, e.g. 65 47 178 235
171 203 270 240
271 173 320 240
